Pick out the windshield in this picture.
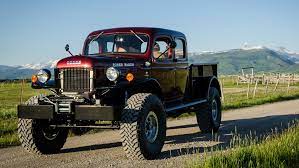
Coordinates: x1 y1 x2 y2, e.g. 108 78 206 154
85 33 149 55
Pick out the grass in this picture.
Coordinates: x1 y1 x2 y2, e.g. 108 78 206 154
0 82 47 147
188 121 299 168
0 77 299 148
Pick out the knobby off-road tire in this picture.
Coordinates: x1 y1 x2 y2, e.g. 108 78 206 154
196 87 222 133
18 95 69 154
120 93 166 160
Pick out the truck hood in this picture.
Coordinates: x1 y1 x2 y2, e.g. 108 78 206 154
56 55 141 69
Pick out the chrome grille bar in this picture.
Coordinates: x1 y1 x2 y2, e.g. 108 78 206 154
59 68 93 93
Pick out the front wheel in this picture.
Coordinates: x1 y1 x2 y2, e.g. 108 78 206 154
120 93 166 160
196 87 222 133
17 95 68 154
18 119 69 154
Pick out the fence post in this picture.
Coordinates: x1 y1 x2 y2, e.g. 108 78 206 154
247 82 250 99
253 80 258 98
265 80 269 94
274 77 279 91
20 79 24 104
287 75 291 94
220 79 225 103
231 76 234 85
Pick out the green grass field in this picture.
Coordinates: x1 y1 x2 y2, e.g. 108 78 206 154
0 82 47 147
187 121 299 168
0 77 299 148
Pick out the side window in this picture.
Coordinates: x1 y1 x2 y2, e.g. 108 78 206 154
106 42 114 52
175 39 185 59
88 41 99 55
153 37 172 61
141 42 148 53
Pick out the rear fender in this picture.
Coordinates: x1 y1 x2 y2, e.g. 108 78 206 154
207 76 221 99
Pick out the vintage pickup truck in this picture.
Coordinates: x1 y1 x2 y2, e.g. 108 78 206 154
17 27 222 160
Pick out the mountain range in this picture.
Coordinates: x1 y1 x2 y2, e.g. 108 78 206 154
0 60 58 80
189 45 299 75
0 45 298 79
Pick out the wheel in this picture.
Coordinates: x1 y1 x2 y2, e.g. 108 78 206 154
17 95 69 154
120 93 166 160
196 87 222 133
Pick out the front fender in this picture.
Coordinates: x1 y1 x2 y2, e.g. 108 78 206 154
120 78 163 100
31 79 56 89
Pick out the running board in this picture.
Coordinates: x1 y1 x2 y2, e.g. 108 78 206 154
165 99 207 113
50 124 120 129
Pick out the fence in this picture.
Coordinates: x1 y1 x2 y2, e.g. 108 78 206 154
220 74 299 104
237 73 299 85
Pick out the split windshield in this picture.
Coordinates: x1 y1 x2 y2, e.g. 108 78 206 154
85 33 149 55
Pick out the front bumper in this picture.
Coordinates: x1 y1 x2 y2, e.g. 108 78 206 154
17 104 120 121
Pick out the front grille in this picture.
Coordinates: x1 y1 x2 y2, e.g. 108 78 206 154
59 68 93 92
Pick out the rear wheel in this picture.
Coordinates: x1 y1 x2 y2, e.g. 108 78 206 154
18 95 69 154
120 93 166 160
196 87 222 133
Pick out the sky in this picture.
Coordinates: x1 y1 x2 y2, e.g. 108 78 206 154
0 0 298 66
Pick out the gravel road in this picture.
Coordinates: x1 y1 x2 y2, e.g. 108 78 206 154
0 99 298 168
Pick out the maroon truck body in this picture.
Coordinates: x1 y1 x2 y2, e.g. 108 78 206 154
17 27 222 160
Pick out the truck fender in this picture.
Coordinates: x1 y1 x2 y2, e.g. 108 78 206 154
207 76 222 99
128 78 163 100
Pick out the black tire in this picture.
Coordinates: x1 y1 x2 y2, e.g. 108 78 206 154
120 93 166 160
17 95 69 154
196 87 222 133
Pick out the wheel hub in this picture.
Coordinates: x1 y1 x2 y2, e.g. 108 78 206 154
42 127 60 141
145 111 159 143
211 99 218 121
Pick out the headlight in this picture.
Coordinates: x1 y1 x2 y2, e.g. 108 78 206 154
106 67 119 81
36 69 51 83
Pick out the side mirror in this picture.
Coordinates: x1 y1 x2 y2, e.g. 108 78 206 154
65 44 74 56
65 44 70 52
169 41 177 49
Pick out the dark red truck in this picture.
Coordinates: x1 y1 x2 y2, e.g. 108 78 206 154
17 27 222 160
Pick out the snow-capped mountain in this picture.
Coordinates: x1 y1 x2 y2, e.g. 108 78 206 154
189 44 299 74
18 60 59 70
191 44 299 64
274 47 299 64
0 60 59 80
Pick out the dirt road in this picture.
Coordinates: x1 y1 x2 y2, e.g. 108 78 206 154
0 100 298 168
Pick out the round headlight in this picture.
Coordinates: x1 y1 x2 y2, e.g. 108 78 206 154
106 67 119 81
36 69 51 83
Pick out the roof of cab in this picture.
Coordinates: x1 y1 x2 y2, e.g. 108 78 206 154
88 27 185 38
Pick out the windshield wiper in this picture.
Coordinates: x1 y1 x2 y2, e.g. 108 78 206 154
89 31 104 43
130 30 145 43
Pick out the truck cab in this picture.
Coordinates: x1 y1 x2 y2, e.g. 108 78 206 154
17 27 222 160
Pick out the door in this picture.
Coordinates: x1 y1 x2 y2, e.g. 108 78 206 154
150 36 176 101
174 38 189 99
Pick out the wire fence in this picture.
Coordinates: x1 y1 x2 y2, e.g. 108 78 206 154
220 75 299 104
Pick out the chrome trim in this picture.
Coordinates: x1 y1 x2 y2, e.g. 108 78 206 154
90 69 94 92
60 70 64 92
58 103 71 113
